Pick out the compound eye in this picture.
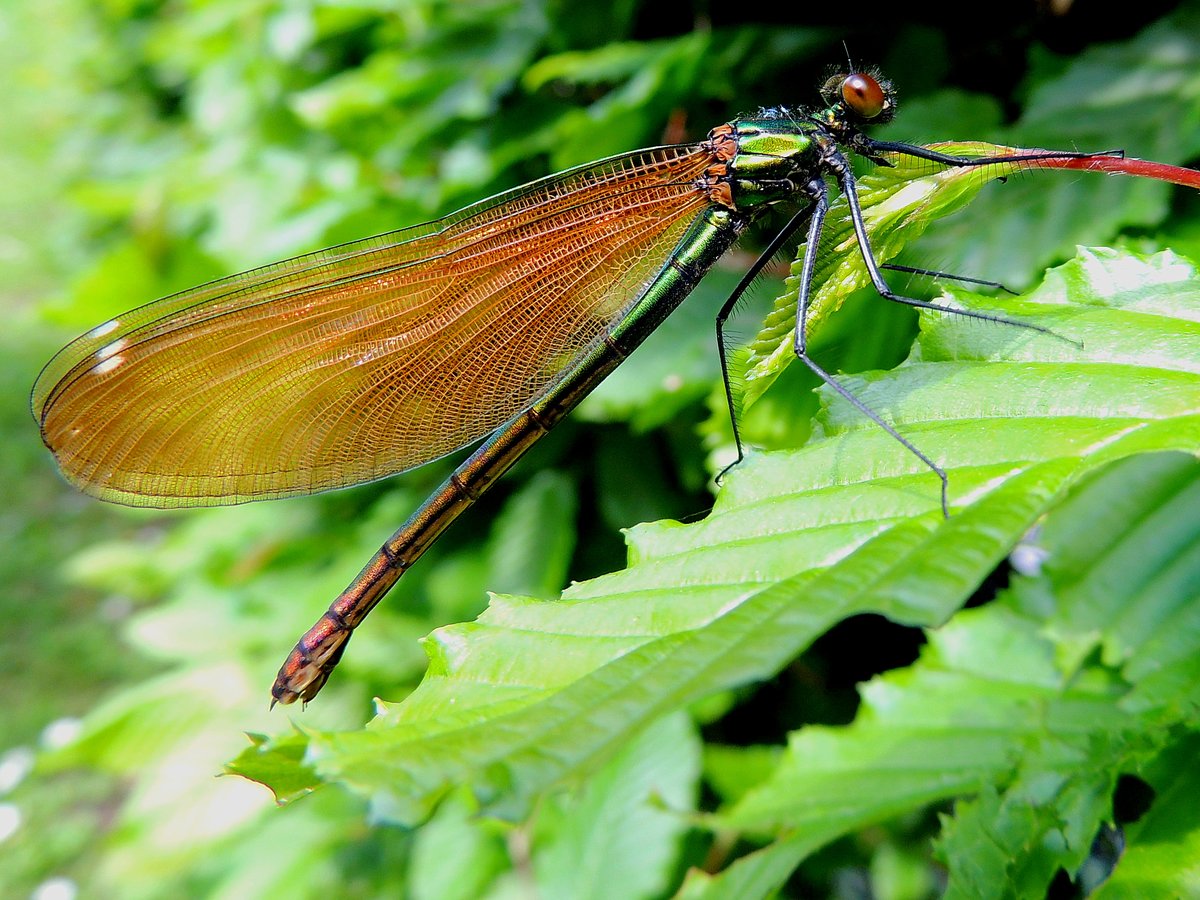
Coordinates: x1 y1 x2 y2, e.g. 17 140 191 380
841 73 885 119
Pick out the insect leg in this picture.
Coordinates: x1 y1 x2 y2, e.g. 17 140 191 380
714 204 815 477
880 263 1016 295
833 159 1068 343
796 172 952 516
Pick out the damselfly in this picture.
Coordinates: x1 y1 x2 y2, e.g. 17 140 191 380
32 70 1128 704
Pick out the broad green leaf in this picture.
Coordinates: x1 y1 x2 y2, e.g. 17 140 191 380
718 607 1123 834
939 780 1108 900
226 732 319 806
233 247 1200 833
937 453 1200 897
694 452 1200 899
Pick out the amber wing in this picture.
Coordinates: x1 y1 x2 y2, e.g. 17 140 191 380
33 145 716 506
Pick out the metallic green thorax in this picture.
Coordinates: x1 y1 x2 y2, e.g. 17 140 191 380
723 110 842 210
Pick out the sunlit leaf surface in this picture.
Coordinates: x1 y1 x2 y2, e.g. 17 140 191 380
235 250 1200 863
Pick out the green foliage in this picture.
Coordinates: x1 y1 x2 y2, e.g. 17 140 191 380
231 249 1200 893
5 1 1200 897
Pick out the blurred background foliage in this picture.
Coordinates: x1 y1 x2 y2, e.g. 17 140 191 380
2 0 1198 897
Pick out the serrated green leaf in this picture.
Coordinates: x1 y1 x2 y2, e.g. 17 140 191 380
1013 452 1200 720
719 608 1115 833
938 786 1070 900
225 731 320 805
932 453 1200 898
705 453 1198 896
237 248 1200 841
